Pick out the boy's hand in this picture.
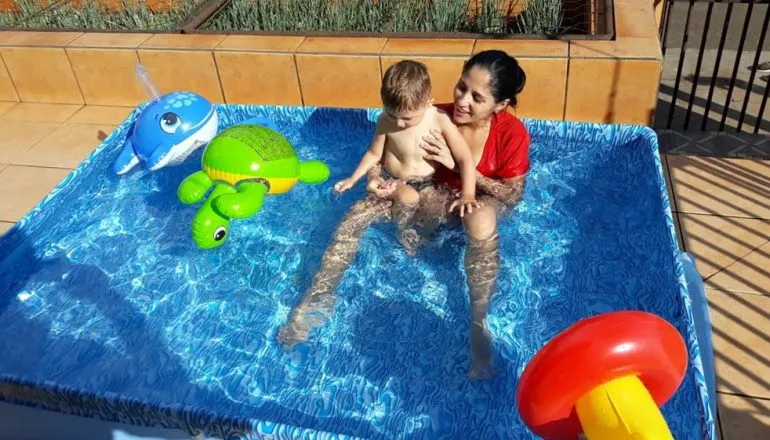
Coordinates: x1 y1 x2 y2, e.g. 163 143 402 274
333 178 356 194
449 195 483 218
366 177 397 198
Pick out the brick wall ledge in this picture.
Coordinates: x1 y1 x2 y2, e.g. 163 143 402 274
0 0 662 125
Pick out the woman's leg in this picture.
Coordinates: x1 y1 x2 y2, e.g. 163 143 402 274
278 197 393 349
462 197 502 379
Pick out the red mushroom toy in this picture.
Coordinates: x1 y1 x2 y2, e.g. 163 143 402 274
517 311 688 440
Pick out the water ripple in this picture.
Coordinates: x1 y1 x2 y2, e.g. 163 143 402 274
0 107 713 439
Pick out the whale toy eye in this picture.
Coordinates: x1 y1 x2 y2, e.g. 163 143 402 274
213 226 227 242
160 112 182 134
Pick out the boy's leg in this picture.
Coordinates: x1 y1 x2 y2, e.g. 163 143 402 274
412 185 452 244
391 183 421 256
278 196 393 349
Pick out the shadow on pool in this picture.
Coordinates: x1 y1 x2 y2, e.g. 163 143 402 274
291 219 523 437
138 158 202 257
0 230 388 438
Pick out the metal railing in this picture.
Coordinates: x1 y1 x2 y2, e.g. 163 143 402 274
656 0 770 134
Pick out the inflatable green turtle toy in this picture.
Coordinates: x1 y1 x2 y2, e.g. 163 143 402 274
177 124 330 249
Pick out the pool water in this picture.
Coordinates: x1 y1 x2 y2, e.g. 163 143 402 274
0 105 714 439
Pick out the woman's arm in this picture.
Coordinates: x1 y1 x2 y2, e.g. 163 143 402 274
475 116 529 207
420 128 456 171
437 114 476 201
421 117 528 208
476 173 527 207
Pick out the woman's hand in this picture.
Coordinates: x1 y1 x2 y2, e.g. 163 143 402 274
366 176 397 199
449 195 483 218
420 129 456 170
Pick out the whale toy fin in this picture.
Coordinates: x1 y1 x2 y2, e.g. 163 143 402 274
114 139 140 175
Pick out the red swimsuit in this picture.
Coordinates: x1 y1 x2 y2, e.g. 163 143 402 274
434 103 531 189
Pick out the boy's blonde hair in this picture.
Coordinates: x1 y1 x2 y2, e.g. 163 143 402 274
381 60 431 113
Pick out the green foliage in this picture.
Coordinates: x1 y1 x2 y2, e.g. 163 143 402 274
0 0 199 30
205 0 567 36
0 0 568 36
514 0 564 35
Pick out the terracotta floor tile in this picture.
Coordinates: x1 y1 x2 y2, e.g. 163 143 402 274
668 156 770 219
0 101 17 116
718 393 770 439
0 221 12 234
709 290 770 399
708 241 770 295
67 106 133 125
296 54 381 107
0 165 70 222
0 103 82 123
14 123 114 169
0 121 60 164
216 35 305 52
1 47 84 104
678 214 770 286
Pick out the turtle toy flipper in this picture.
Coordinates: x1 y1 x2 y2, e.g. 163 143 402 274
213 181 268 219
178 170 213 205
181 123 330 249
299 160 331 184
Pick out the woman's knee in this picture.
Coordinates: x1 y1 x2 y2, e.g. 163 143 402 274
462 205 498 241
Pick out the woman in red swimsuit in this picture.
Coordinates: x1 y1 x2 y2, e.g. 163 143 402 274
417 51 529 378
279 50 530 378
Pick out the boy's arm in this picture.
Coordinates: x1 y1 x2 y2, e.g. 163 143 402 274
437 113 476 200
347 118 387 185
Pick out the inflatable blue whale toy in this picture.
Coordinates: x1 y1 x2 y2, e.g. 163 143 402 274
113 91 218 175
113 63 282 175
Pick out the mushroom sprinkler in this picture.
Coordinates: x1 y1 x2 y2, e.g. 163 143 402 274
516 311 688 440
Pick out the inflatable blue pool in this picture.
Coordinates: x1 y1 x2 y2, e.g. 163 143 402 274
0 105 716 439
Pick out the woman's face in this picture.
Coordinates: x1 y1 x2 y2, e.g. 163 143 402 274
452 66 506 125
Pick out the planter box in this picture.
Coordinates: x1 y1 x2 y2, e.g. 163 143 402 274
0 0 661 124
0 0 175 13
192 0 612 40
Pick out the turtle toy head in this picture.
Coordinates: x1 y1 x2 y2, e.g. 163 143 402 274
191 204 230 249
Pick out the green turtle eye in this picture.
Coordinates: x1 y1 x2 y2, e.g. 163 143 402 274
214 226 227 241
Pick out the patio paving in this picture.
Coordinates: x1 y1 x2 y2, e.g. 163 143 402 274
668 151 770 439
0 102 768 439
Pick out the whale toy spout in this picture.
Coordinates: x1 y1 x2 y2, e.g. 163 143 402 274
113 91 219 175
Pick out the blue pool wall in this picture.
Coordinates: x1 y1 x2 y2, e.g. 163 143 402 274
0 103 716 440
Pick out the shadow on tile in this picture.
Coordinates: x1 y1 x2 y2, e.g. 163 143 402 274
718 393 770 440
668 156 770 219
710 290 770 398
679 214 770 295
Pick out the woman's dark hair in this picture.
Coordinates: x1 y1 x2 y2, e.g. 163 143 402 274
462 50 526 106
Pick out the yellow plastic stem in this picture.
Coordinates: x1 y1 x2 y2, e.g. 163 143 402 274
575 375 674 440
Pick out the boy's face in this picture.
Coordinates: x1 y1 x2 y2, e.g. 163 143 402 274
384 102 429 130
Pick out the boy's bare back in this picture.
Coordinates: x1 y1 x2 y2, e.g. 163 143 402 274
379 105 442 179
